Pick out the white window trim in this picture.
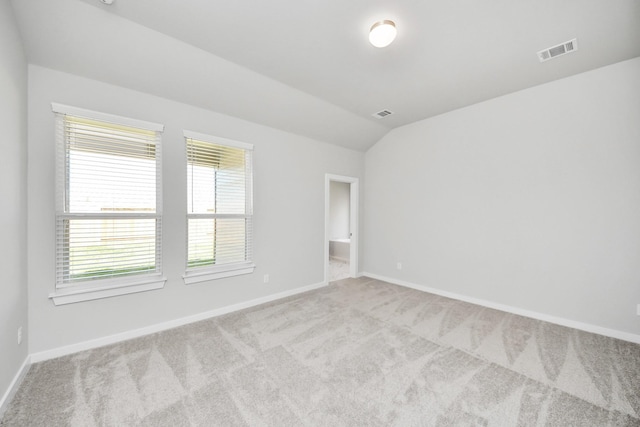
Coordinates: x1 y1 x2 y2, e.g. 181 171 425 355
183 130 253 151
183 261 256 285
183 130 255 285
49 276 167 306
50 103 166 305
52 103 164 132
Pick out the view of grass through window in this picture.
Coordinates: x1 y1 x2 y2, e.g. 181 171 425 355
186 139 250 269
57 115 161 285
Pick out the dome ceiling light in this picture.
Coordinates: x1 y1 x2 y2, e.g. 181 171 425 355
369 20 397 48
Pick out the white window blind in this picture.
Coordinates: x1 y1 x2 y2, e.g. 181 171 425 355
54 106 163 289
185 132 254 279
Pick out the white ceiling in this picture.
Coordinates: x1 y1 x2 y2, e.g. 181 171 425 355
10 0 640 151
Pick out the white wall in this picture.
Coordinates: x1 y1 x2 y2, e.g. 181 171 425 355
329 181 350 240
0 0 28 410
364 57 640 337
28 65 364 354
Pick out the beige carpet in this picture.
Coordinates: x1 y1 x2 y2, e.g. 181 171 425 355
2 277 639 426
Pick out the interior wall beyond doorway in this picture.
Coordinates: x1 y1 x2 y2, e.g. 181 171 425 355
329 181 350 240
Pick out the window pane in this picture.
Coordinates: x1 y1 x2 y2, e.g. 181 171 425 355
185 136 253 273
187 218 248 268
68 150 156 213
60 218 158 283
187 141 246 215
215 166 246 214
55 111 162 287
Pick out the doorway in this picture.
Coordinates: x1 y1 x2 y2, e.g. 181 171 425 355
325 174 358 283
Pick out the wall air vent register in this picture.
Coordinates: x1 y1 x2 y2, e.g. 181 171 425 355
538 38 578 62
373 110 394 119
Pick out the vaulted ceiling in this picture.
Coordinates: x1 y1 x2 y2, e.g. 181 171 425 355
10 0 640 151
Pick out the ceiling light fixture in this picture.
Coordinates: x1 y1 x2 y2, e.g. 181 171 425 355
369 20 397 48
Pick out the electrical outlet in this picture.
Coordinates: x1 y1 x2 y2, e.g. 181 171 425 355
17 326 22 345
263 274 269 283
396 262 402 270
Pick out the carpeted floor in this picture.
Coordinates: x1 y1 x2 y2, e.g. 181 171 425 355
2 277 640 426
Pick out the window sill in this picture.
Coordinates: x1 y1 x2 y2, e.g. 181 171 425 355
49 276 166 306
183 262 255 285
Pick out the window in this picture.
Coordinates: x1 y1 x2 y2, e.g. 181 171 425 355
184 131 254 284
51 104 165 305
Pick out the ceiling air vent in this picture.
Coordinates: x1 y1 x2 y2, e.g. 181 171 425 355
373 109 393 119
537 38 578 62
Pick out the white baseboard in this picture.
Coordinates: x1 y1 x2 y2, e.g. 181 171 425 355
363 272 640 344
0 355 31 419
30 280 328 363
